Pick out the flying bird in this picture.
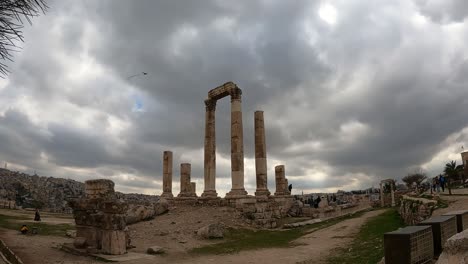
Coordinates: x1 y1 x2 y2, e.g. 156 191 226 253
127 72 148 80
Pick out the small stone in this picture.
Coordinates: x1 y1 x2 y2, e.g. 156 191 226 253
197 223 225 239
147 246 165 255
171 221 176 225
66 230 77 238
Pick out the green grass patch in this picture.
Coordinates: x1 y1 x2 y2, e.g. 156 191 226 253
190 210 371 255
326 209 405 264
0 213 74 236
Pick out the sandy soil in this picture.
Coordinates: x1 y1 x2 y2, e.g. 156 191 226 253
145 209 386 264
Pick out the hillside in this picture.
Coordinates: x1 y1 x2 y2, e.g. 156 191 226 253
0 168 160 212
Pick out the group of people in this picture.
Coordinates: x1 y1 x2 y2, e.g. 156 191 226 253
19 209 41 235
431 174 446 193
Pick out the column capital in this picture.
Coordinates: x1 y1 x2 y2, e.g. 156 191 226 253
205 99 217 111
230 87 242 101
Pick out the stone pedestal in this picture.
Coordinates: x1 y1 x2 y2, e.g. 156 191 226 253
161 151 174 198
202 100 218 198
254 111 270 197
69 179 128 255
178 163 196 198
226 88 247 197
274 165 288 196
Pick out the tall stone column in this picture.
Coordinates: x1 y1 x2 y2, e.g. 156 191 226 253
178 163 195 197
254 111 270 197
202 100 218 198
227 88 247 197
380 182 384 207
274 165 287 196
190 182 197 196
390 183 395 207
161 151 173 198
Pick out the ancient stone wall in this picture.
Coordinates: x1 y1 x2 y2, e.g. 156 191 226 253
399 195 436 225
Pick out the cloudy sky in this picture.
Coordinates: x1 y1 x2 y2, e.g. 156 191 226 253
1 0 468 196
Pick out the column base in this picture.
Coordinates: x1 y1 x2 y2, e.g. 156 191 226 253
201 190 218 198
225 189 248 198
255 189 271 197
161 192 174 198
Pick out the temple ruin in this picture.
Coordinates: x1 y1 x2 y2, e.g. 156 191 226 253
157 82 295 228
161 82 291 200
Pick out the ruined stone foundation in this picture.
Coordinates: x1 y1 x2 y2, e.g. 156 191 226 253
69 179 128 255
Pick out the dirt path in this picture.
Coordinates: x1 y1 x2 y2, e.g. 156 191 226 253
134 209 386 264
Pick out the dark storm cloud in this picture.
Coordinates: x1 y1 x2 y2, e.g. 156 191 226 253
1 0 468 194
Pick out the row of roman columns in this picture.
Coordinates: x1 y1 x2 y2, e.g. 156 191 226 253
161 151 196 198
160 110 290 198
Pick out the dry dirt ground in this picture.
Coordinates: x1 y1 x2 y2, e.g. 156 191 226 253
1 193 468 264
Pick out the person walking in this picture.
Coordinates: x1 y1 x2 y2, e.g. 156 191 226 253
34 209 41 221
435 176 441 193
439 175 446 192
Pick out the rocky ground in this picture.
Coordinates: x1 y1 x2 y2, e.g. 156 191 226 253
1 190 467 264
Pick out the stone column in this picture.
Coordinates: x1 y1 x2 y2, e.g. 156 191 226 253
380 182 384 207
191 182 196 196
274 165 287 196
390 183 395 207
226 88 247 197
254 111 270 197
178 163 195 197
202 100 218 198
161 151 173 198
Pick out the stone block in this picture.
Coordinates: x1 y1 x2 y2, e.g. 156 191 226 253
74 237 87 249
101 214 126 230
197 223 224 239
101 230 127 255
147 246 165 255
76 225 100 248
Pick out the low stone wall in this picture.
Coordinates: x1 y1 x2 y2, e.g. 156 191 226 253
302 201 370 219
436 229 468 264
398 195 436 225
0 200 16 209
0 239 24 264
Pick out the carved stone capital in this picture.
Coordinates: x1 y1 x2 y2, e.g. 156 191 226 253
205 99 217 111
230 87 242 101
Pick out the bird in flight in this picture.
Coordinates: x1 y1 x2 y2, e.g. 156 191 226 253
127 72 148 80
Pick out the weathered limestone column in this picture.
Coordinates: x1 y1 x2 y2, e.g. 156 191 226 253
380 182 384 207
190 182 197 196
178 163 195 197
161 151 173 198
390 183 395 207
202 100 218 198
254 111 270 197
274 165 287 196
227 88 247 197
